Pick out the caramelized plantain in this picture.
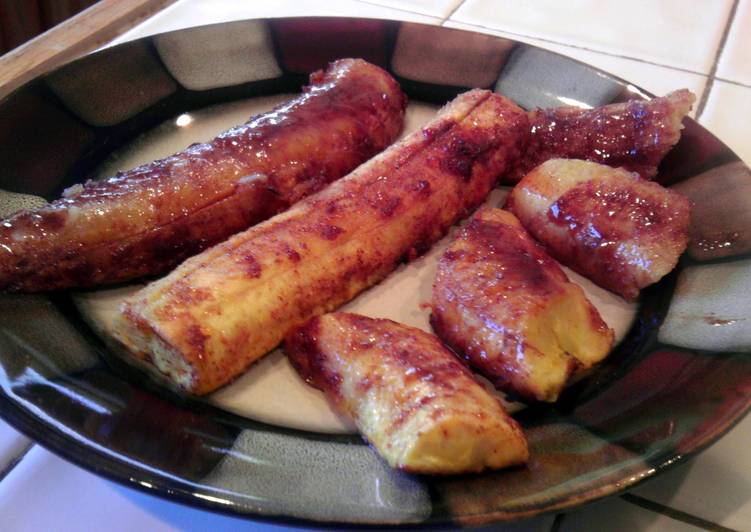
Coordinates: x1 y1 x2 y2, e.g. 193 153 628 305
113 90 529 394
0 59 406 292
285 312 529 474
506 89 695 183
431 207 614 403
507 158 690 300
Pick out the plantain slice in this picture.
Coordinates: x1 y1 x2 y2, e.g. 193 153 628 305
431 207 614 403
0 59 406 292
507 158 690 300
113 89 529 394
505 89 695 183
286 312 529 474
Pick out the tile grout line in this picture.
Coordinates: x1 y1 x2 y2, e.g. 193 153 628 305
621 493 739 532
440 19 710 78
695 0 741 119
441 0 467 24
549 512 566 532
351 0 751 96
351 0 444 21
715 76 751 90
0 442 35 484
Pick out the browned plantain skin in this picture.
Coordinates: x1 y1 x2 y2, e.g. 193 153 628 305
113 90 529 395
0 59 406 292
507 159 690 300
504 89 695 183
285 312 528 474
431 208 613 403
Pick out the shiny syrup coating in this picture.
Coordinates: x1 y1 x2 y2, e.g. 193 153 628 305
508 159 690 300
284 316 343 399
547 176 690 299
114 90 530 395
285 312 528 473
286 313 478 415
431 208 612 403
431 209 569 400
505 89 694 183
0 58 406 292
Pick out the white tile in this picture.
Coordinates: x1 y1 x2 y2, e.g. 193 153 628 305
716 0 751 86
0 419 31 476
445 21 707 113
357 0 463 18
629 413 751 531
699 80 751 165
0 447 296 532
560 496 702 531
450 0 734 73
109 0 440 46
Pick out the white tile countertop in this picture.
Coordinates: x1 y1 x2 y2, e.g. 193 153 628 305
1 1 750 530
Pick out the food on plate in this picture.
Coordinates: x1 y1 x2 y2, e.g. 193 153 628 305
285 312 529 473
113 89 530 395
431 207 614 403
0 58 406 292
505 89 695 183
507 158 690 300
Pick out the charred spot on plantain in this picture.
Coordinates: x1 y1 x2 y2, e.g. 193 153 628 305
362 177 403 218
286 319 321 377
286 319 344 400
240 253 263 278
185 324 209 354
30 210 68 232
280 242 301 262
378 196 401 218
412 179 432 198
441 249 463 262
324 201 339 215
405 238 438 263
440 135 488 181
319 224 343 240
169 281 213 306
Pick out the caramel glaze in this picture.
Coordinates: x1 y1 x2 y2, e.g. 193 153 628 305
549 180 687 299
114 90 529 395
0 58 406 292
286 312 528 473
287 313 478 421
288 313 478 416
505 89 695 183
508 160 690 300
431 208 612 403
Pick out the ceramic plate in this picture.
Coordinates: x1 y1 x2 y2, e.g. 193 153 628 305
0 17 750 527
